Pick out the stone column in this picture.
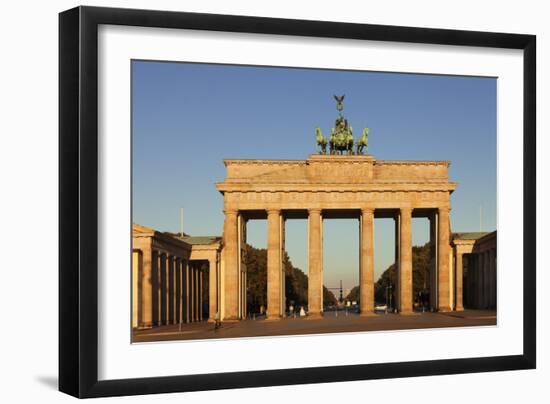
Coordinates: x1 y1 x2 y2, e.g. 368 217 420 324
429 213 438 311
455 251 464 311
182 259 188 323
267 209 282 320
280 217 286 317
175 257 181 324
484 250 491 309
398 208 413 314
208 257 218 321
159 253 167 325
360 208 375 316
189 263 194 322
140 247 153 328
193 265 201 321
198 266 203 321
153 251 161 326
168 255 175 324
438 207 452 311
308 209 323 318
491 249 497 308
223 209 239 320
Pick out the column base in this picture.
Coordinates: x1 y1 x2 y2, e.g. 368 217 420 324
359 311 378 317
399 310 418 316
265 316 282 321
221 316 241 322
306 312 323 320
455 305 464 312
438 306 453 313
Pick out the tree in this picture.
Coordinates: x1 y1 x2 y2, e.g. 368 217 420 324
348 242 432 308
345 286 360 302
323 287 338 306
244 244 311 313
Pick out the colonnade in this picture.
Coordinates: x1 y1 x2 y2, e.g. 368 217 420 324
463 247 497 309
133 249 211 328
222 206 453 320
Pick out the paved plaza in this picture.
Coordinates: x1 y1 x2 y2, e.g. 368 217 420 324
132 309 496 343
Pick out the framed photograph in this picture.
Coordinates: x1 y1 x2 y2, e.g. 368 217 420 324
59 6 536 398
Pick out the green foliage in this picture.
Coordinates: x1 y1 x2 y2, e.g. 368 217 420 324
244 244 311 313
244 245 268 313
345 285 360 302
323 287 338 306
346 242 433 306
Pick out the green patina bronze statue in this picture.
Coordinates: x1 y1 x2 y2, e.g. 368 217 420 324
356 127 369 154
315 127 328 155
315 95 370 155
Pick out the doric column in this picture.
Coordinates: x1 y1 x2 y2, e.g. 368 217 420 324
159 253 168 325
479 252 484 309
223 209 239 320
189 263 194 322
455 251 464 311
429 213 438 311
152 251 161 326
140 247 153 328
491 249 497 308
360 208 375 316
175 257 181 324
398 207 413 314
193 265 201 321
182 259 188 323
437 207 452 311
190 263 197 322
168 255 175 324
267 209 282 319
484 250 491 309
308 209 323 318
199 265 204 321
208 257 218 321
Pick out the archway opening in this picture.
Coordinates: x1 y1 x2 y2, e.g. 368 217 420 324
373 217 397 313
283 218 308 318
322 217 359 316
412 217 431 312
244 218 267 319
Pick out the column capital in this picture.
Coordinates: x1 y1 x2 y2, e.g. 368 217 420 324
438 206 451 214
361 207 374 215
308 208 322 215
267 208 281 215
400 207 413 215
224 208 238 216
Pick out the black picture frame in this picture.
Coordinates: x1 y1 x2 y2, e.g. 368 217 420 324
59 5 536 398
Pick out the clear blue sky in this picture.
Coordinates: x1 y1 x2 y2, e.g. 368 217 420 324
132 60 496 292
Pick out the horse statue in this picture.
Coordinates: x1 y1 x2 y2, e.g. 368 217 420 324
356 127 369 154
315 127 328 155
329 128 336 154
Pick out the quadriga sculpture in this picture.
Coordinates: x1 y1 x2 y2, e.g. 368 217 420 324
315 95 371 155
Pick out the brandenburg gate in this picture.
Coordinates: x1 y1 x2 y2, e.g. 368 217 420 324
216 154 457 320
